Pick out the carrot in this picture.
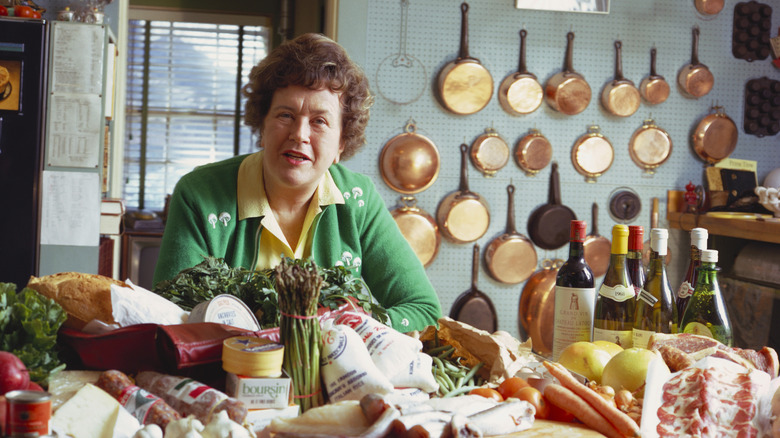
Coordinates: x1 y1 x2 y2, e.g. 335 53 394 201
543 361 641 438
545 383 623 438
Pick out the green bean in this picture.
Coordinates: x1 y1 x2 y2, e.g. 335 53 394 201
437 346 455 360
426 345 452 356
442 385 479 398
442 360 462 374
454 376 464 389
461 361 483 384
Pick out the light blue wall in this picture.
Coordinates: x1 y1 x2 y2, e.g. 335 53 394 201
339 0 780 340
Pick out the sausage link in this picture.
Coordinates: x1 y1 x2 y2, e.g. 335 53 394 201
96 369 182 429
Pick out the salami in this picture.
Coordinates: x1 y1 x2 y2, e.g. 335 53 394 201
96 369 181 429
135 371 247 425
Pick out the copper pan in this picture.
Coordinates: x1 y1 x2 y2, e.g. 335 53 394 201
694 0 724 16
470 127 509 177
640 47 670 105
601 40 640 117
436 144 490 244
583 203 610 278
390 196 441 267
498 29 543 116
692 106 738 164
437 2 493 115
678 27 714 98
545 31 591 115
571 126 614 183
518 259 563 356
484 184 538 284
379 120 440 194
514 129 552 176
628 118 673 175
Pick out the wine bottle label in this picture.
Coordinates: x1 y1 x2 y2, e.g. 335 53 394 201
638 288 659 306
677 281 694 299
552 286 596 361
632 329 655 349
598 284 635 302
593 327 633 349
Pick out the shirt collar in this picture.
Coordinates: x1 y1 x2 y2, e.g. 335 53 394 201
237 150 344 220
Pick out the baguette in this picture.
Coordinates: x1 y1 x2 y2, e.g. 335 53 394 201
27 272 127 330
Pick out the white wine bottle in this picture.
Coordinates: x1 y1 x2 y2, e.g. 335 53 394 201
593 224 635 348
633 228 678 349
679 249 733 346
676 227 708 324
552 220 596 361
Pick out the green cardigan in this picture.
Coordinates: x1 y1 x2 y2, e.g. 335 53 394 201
153 154 442 332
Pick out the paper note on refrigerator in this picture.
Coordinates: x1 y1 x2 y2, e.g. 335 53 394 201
40 170 100 247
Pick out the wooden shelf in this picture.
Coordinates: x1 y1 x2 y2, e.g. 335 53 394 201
666 191 780 244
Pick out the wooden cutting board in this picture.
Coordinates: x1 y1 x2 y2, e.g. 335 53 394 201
506 419 605 437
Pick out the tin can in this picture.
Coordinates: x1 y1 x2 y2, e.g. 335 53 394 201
57 7 74 21
5 390 52 437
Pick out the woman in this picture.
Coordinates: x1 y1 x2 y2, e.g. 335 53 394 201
153 33 442 332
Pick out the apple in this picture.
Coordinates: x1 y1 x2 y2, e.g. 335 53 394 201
27 381 44 391
0 6 8 16
0 351 30 395
601 347 665 397
557 341 613 384
593 340 623 358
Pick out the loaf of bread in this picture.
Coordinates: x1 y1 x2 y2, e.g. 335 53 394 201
26 272 127 330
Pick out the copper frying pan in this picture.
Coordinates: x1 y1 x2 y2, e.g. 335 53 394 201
470 127 510 177
437 2 493 115
484 184 538 284
391 196 441 267
601 40 640 117
437 144 490 243
583 203 610 278
692 106 738 164
379 120 440 194
450 243 497 333
498 29 543 116
514 129 552 176
678 26 714 98
640 48 670 105
545 31 591 115
518 259 563 356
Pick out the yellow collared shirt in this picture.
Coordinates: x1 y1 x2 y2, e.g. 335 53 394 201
236 151 344 270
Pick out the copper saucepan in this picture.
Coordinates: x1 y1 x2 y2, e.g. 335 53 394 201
498 29 543 116
694 0 724 16
484 184 538 284
514 129 552 176
601 40 640 117
437 2 493 115
545 31 591 115
390 196 441 267
470 127 510 177
379 120 440 194
583 203 610 278
437 144 490 244
571 125 614 183
640 47 670 105
678 26 714 98
692 106 738 164
518 259 564 356
451 243 497 333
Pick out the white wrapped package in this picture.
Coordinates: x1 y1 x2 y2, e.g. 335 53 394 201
111 280 189 326
389 352 439 393
321 319 393 402
334 311 422 378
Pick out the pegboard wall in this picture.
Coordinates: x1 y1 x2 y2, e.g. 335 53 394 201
337 0 780 340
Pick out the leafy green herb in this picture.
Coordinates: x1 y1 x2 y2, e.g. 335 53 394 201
153 256 389 328
0 283 67 385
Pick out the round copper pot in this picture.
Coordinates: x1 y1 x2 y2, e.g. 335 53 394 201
678 26 714 98
437 144 490 244
692 106 738 164
484 184 537 284
514 129 552 176
379 120 440 194
639 47 670 105
518 259 563 356
498 29 543 116
628 118 673 175
390 196 441 267
571 126 614 183
544 31 591 116
470 127 509 177
601 40 640 117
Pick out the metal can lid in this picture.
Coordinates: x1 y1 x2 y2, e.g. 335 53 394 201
5 390 52 403
189 294 260 331
222 336 284 377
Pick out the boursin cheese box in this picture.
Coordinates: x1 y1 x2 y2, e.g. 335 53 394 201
225 371 293 410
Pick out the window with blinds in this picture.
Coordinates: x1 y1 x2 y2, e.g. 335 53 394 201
124 17 271 211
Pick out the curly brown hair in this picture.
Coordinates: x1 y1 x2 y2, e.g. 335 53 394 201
242 33 374 160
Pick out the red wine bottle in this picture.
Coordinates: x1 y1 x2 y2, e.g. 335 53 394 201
676 227 708 324
627 225 645 296
552 220 596 360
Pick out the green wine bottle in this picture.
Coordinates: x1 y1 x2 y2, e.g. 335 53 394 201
632 228 678 349
679 249 733 346
593 224 635 348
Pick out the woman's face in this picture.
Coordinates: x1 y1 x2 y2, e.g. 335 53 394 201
261 85 344 196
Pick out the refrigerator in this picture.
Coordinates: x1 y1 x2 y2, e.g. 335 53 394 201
0 18 48 289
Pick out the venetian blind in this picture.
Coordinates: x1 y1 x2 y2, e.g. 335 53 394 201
124 18 271 210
